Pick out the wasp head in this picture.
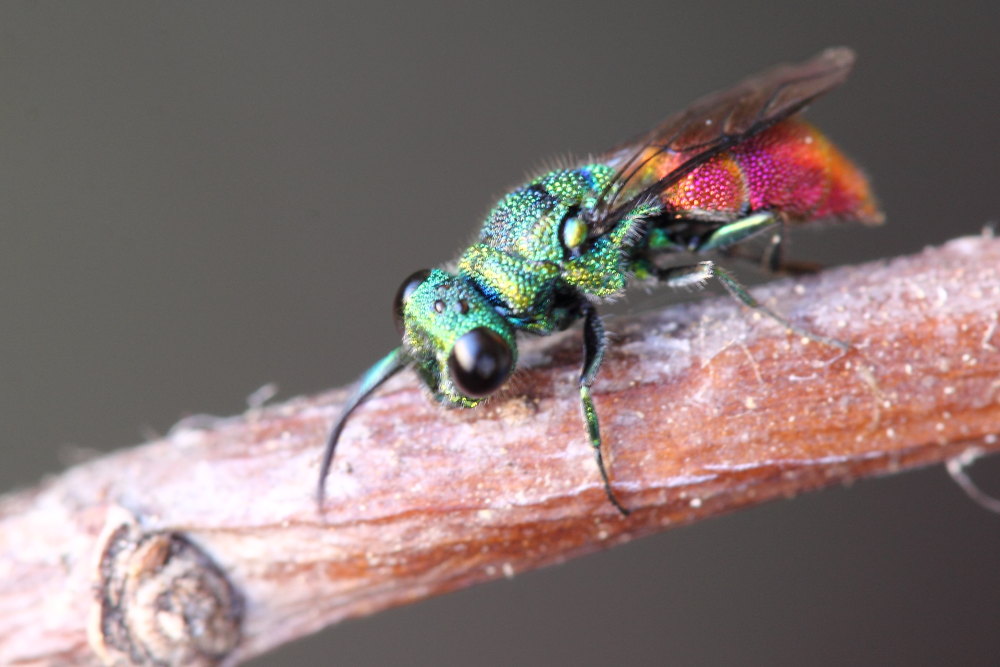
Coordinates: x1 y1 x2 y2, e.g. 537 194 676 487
393 268 516 407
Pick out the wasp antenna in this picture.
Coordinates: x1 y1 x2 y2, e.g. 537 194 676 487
317 347 409 514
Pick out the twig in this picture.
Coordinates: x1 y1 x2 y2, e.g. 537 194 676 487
2 235 999 665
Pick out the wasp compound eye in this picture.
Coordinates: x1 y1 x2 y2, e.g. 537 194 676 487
393 269 431 335
448 327 513 398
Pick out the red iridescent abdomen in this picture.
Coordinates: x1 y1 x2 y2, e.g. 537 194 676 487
630 117 882 225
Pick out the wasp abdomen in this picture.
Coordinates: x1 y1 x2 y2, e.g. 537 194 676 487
630 118 883 227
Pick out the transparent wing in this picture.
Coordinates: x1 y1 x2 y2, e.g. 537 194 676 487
589 47 856 234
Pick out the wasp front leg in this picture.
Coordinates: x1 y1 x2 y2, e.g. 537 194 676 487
578 302 631 516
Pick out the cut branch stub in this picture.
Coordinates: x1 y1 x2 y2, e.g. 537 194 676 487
89 510 243 666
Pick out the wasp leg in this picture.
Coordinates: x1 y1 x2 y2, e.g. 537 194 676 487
695 211 778 253
700 212 823 276
721 245 824 276
762 217 785 273
657 261 850 350
755 219 824 276
579 302 631 516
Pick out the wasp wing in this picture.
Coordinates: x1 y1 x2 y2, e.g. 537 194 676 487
589 47 856 234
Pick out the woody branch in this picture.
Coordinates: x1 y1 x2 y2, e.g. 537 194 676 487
1 234 999 665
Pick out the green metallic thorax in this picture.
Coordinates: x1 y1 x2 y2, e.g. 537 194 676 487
401 165 661 408
458 165 657 334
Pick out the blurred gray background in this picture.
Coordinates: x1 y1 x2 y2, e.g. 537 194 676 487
2 2 999 665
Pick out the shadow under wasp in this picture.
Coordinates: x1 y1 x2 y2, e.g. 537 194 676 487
319 47 882 516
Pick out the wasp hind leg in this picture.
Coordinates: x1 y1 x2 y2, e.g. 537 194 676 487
656 261 850 351
703 212 824 276
578 302 631 516
695 211 779 254
723 248 825 277
695 210 824 276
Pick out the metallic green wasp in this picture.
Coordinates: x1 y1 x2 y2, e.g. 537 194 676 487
319 48 882 516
